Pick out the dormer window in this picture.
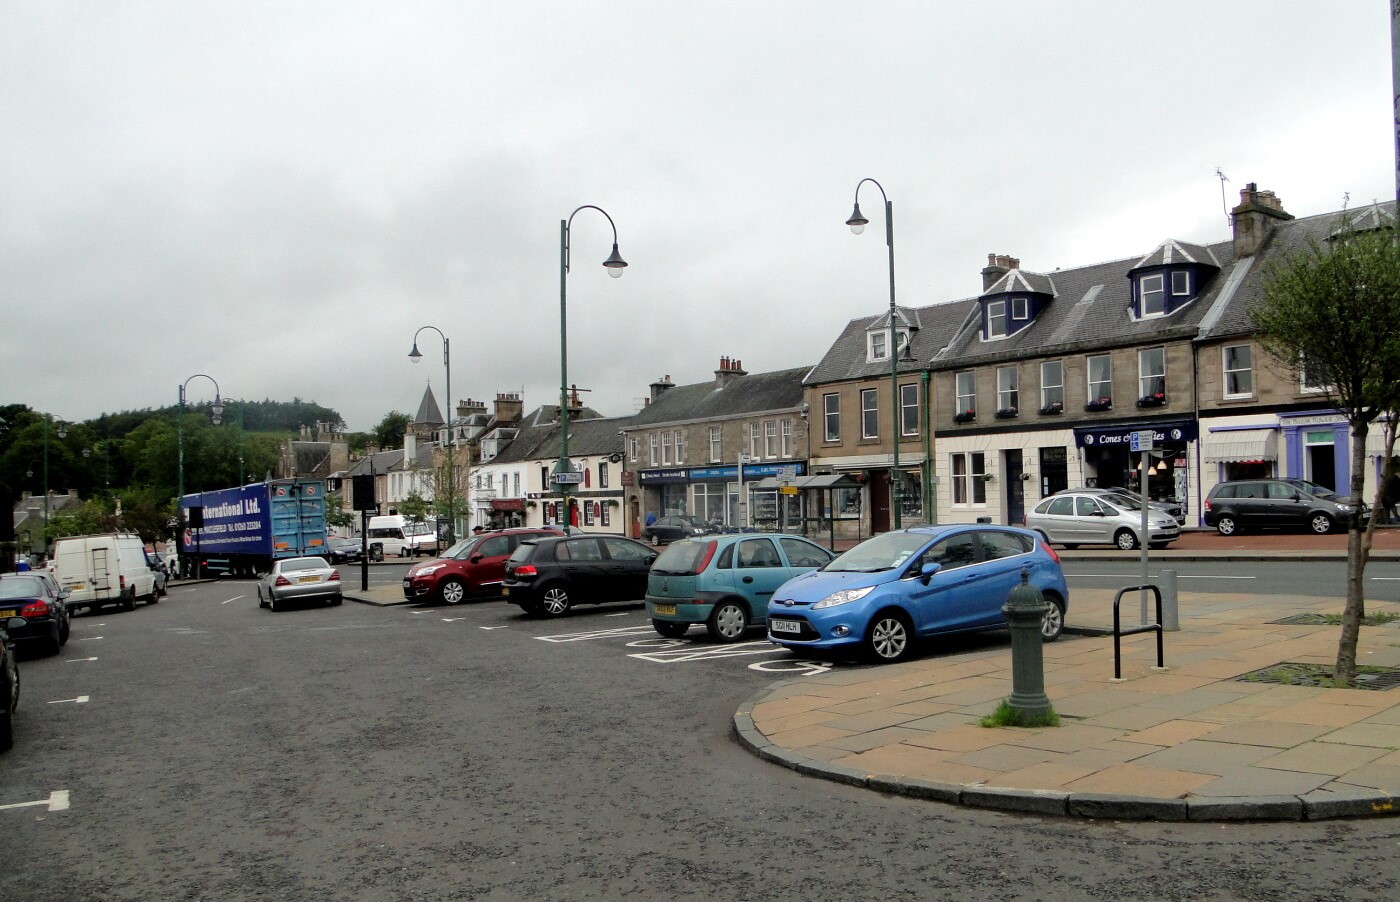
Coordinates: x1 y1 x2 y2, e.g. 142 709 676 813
986 300 1008 339
1140 274 1165 317
866 326 909 363
1171 271 1190 296
1011 297 1029 320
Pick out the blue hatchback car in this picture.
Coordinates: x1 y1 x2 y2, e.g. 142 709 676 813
645 534 836 641
766 525 1069 664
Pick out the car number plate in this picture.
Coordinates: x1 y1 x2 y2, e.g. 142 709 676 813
653 604 676 616
769 619 801 634
402 579 410 586
298 575 319 583
0 609 15 620
501 587 510 596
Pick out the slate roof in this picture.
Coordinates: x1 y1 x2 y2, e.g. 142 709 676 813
805 300 978 384
345 448 403 476
929 240 1237 371
414 384 444 427
489 408 634 465
628 366 810 428
1199 201 1397 341
985 270 1056 296
1132 239 1221 270
288 441 332 477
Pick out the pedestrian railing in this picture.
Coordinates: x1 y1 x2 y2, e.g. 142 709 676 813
1112 583 1164 680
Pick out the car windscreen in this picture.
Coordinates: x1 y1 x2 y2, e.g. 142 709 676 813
651 540 711 575
280 557 327 572
0 577 44 600
824 532 932 573
1100 493 1142 511
446 537 482 559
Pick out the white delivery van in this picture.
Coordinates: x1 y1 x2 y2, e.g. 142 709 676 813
366 515 440 559
52 533 159 615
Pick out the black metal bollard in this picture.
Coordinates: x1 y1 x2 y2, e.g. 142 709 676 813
1002 568 1052 724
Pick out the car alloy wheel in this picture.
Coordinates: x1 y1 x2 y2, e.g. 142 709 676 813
649 534 661 546
1041 598 1065 641
707 601 749 642
1310 514 1334 535
865 612 913 663
1114 528 1139 551
540 586 572 617
440 578 466 605
1215 516 1237 536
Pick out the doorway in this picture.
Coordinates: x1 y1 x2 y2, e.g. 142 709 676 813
869 470 891 533
1004 449 1025 525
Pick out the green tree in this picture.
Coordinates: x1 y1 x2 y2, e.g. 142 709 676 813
398 490 432 526
372 412 412 450
1253 218 1400 686
325 492 354 530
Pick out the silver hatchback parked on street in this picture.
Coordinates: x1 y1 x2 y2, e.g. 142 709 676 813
1027 490 1181 550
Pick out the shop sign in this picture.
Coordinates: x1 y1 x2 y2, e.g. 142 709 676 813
639 468 689 484
1074 419 1197 448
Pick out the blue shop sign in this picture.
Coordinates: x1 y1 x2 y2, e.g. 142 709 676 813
688 463 806 480
638 468 689 484
1074 420 1197 449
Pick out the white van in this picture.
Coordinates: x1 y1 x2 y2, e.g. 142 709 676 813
52 533 160 615
365 515 440 559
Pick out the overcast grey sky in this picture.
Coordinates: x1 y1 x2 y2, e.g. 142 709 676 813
3 2 1393 432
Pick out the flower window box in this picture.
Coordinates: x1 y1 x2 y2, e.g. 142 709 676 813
1039 401 1063 416
995 408 1018 420
953 410 976 424
1084 398 1113 412
1136 393 1167 408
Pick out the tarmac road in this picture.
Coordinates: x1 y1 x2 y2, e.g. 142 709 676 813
2 578 1398 901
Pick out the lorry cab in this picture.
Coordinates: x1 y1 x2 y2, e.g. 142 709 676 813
366 515 439 558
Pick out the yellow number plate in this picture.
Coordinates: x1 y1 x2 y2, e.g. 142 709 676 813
298 575 319 583
501 588 510 596
653 604 676 616
0 609 16 619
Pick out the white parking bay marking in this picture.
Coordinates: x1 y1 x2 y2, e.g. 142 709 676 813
79 636 103 641
605 611 632 617
0 790 69 813
221 595 245 604
65 657 98 663
537 625 656 643
629 641 787 664
47 695 90 704
748 659 835 677
1177 575 1254 580
479 626 509 630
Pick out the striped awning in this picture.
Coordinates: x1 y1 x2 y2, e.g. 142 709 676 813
1366 427 1398 458
1203 429 1278 463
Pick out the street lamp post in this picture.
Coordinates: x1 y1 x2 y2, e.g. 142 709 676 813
558 205 628 532
409 326 455 544
177 374 224 507
847 178 905 529
42 415 69 551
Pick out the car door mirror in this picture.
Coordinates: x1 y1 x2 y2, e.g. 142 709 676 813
470 554 483 563
919 561 942 585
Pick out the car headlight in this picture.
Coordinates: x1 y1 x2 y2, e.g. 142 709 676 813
812 585 875 610
415 564 446 576
1335 504 1352 512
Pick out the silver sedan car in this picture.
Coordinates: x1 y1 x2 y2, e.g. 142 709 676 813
257 556 343 611
1027 490 1180 550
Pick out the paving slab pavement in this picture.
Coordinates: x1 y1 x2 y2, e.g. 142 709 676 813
735 587 1400 822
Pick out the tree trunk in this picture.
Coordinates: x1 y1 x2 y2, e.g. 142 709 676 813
1336 420 1372 687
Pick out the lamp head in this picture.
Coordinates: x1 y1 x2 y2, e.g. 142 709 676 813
846 203 868 235
408 343 423 363
211 397 224 418
603 243 627 278
57 423 68 439
83 448 92 459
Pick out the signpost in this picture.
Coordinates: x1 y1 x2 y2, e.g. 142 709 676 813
1130 429 1155 623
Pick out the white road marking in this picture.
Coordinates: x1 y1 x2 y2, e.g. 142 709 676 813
478 625 509 630
1070 574 1254 580
1177 575 1255 580
629 641 787 664
221 595 245 604
1370 577 1400 581
441 617 466 622
79 636 103 641
47 695 90 705
410 610 435 615
65 657 98 663
605 611 632 617
538 625 656 643
0 790 69 813
748 659 836 676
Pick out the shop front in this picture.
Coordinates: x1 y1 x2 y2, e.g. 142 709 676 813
487 498 525 530
1073 418 1197 515
638 461 807 529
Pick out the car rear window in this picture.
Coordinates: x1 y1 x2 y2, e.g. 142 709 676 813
0 576 44 600
281 557 326 572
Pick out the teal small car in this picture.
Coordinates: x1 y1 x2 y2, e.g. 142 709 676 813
645 534 835 642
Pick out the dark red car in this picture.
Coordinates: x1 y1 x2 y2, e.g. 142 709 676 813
401 528 564 604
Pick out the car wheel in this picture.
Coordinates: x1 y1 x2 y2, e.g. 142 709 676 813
440 578 467 605
706 601 749 642
864 611 914 663
257 587 267 609
1309 513 1334 535
1114 529 1140 551
59 622 69 646
269 593 279 613
331 596 342 606
653 619 689 638
1041 596 1065 642
1062 543 1079 550
649 534 661 546
44 630 62 657
122 594 135 612
1215 515 1238 536
539 585 572 617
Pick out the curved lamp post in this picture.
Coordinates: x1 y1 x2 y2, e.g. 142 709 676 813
847 178 904 529
558 205 627 530
177 374 223 510
42 415 70 548
409 326 455 544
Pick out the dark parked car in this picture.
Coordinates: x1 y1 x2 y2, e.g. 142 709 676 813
502 534 658 617
403 527 564 604
1204 478 1361 535
1 616 21 751
324 537 364 564
641 515 716 546
0 573 71 656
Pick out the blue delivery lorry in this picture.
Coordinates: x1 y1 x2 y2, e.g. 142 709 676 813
177 479 328 578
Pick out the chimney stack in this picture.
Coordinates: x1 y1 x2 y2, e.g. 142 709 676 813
1231 183 1293 258
981 253 1020 291
493 392 523 424
715 355 748 388
650 375 675 404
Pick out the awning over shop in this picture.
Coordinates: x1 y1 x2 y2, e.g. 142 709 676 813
1203 429 1278 463
751 474 862 490
1365 426 1397 458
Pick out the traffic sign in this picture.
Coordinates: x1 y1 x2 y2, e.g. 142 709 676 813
551 472 583 485
780 486 800 495
1130 429 1156 453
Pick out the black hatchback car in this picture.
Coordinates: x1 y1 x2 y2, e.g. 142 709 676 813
1204 478 1361 535
0 573 71 657
641 515 716 546
502 535 658 617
